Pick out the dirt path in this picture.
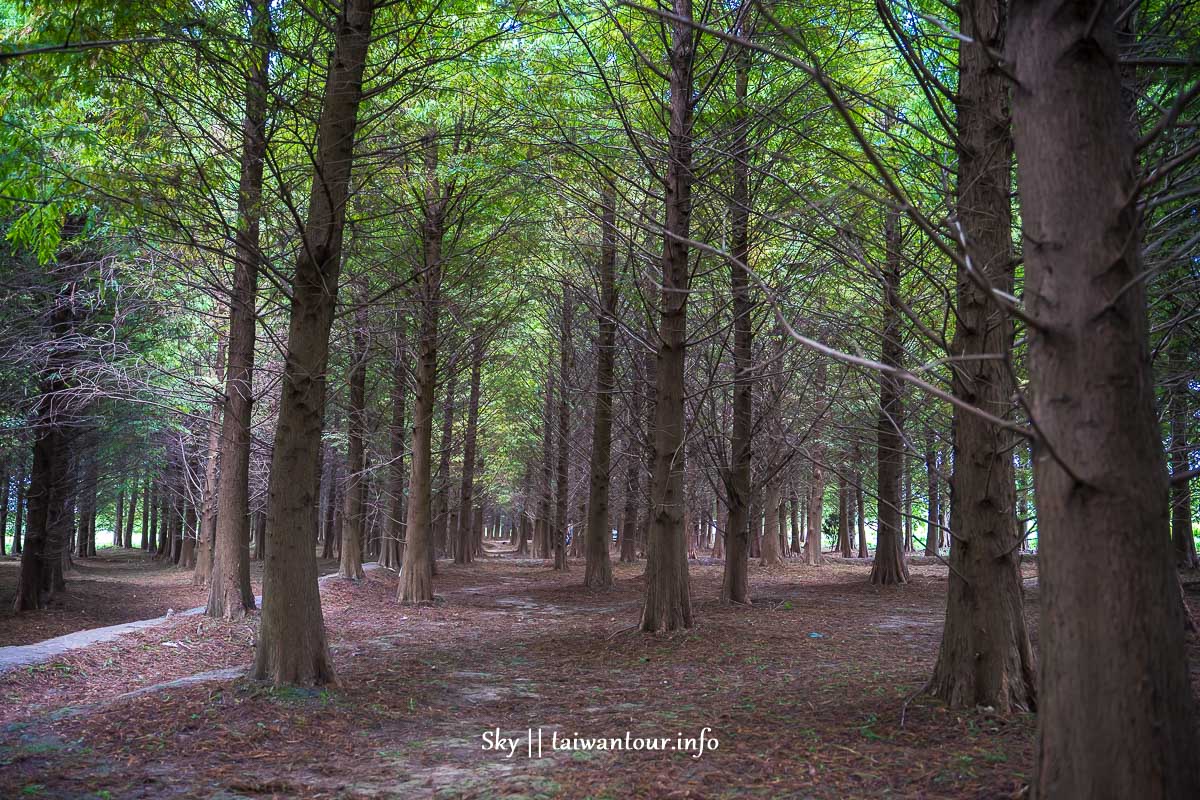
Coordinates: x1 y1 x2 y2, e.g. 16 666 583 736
0 555 1062 798
0 549 341 647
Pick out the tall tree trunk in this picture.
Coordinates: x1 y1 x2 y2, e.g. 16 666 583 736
554 286 573 572
398 128 444 605
722 25 754 603
855 476 868 559
760 482 784 566
381 320 407 569
805 363 828 566
338 299 368 579
929 0 1031 707
140 472 150 550
1169 342 1196 568
252 0 374 685
195 331 226 587
924 430 940 556
584 182 618 587
456 334 484 565
0 463 8 556
869 206 909 585
1009 1 1199 795
640 0 696 633
208 0 269 619
124 480 137 549
115 490 125 549
789 493 801 554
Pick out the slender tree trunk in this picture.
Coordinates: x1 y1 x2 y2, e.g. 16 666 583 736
115 490 124 549
722 29 754 603
140 473 150 550
209 0 269 619
1010 1 1199 794
398 128 444 605
760 483 784 566
584 183 618 587
553 286 573 572
456 334 484 565
381 320 407 569
924 432 940 556
338 299 368 579
640 0 696 633
195 332 226 587
869 206 909 585
1169 346 1196 568
930 0 1031 707
855 477 868 559
252 0 374 685
805 364 828 566
0 463 8 556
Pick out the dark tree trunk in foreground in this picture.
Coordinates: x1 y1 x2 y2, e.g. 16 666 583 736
869 207 909 585
15 401 68 611
640 0 695 633
930 0 1033 710
338 299 368 579
456 335 484 565
252 0 374 686
553 286 572 571
584 183 617 587
398 129 444 605
1010 1 1199 795
722 28 754 603
208 0 269 619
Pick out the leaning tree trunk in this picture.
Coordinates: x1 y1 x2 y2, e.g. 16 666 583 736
869 206 909 585
398 129 444 605
721 32 754 604
208 0 269 619
338 299 368 579
929 0 1033 710
456 334 484 565
251 0 374 686
1009 1 1200 796
584 182 617 588
640 0 696 633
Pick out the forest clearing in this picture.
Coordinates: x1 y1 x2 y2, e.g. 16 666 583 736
2 0 1199 797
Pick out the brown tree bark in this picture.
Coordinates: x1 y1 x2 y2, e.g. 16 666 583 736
855 477 867 559
760 483 784 566
194 331 226 587
338 299 369 579
398 128 444 605
584 183 617 588
869 206 909 585
721 26 754 603
456 334 484 565
640 0 696 633
553 286 573 571
432 361 457 564
251 0 374 685
380 320 407 570
805 363 828 566
208 0 269 619
1009 1 1199 795
929 0 1032 708
1169 343 1196 568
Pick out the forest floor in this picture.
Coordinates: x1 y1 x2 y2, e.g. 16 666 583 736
0 549 341 646
0 548 1193 799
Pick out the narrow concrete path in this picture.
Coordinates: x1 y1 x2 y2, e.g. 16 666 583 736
0 565 378 674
